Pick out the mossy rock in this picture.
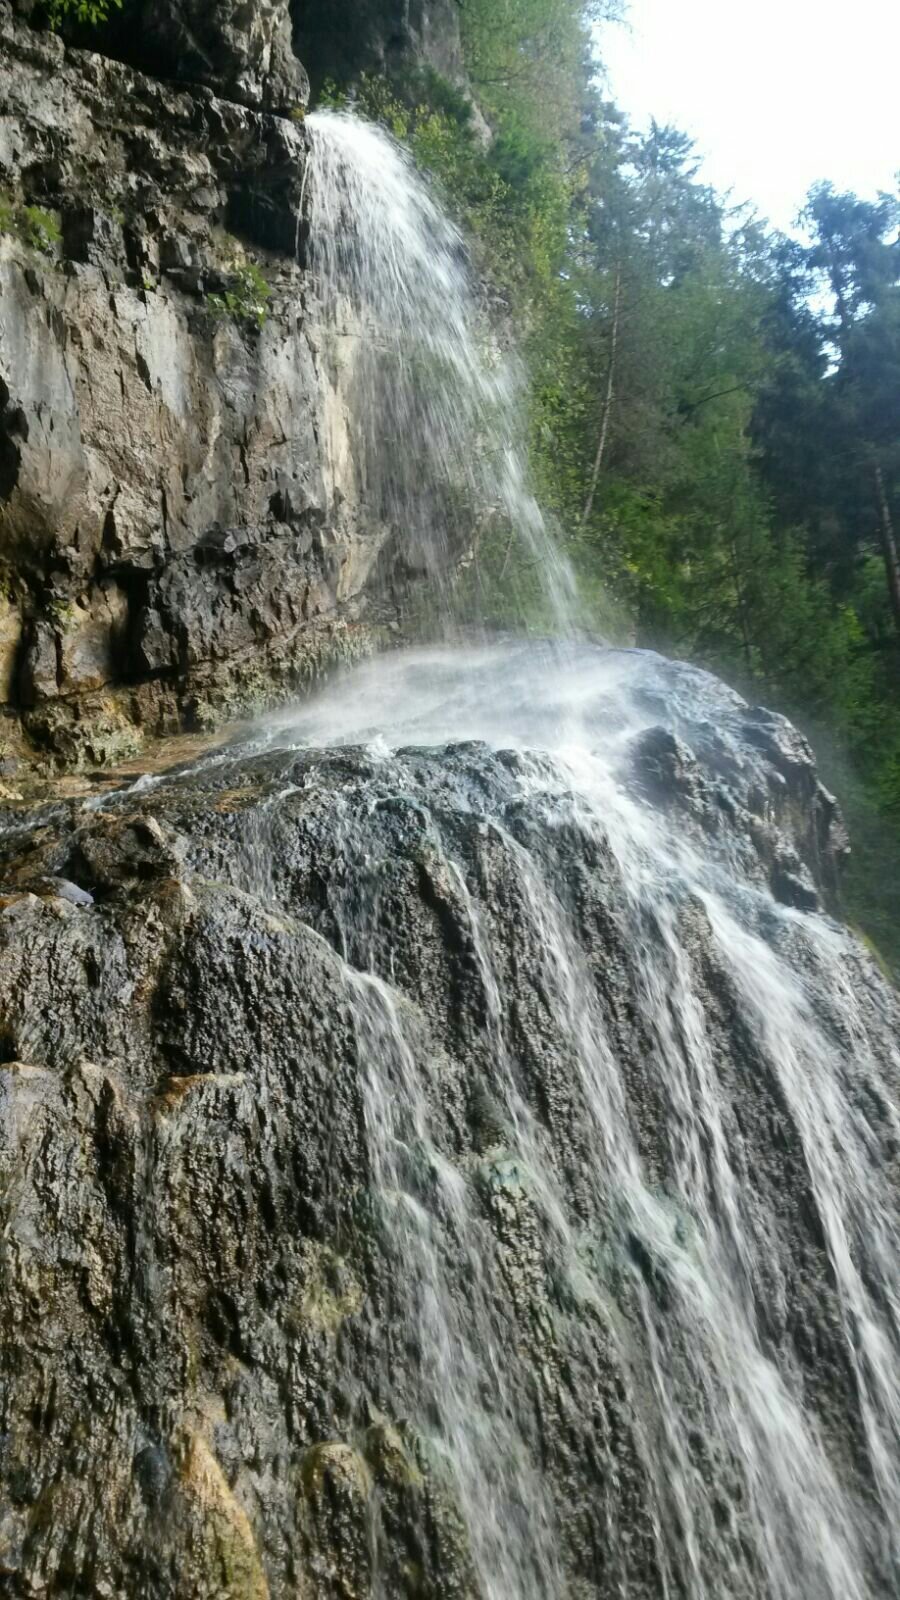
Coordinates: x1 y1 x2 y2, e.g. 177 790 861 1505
178 1431 269 1600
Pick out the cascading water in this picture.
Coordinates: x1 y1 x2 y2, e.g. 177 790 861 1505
2 108 898 1600
233 641 899 1600
292 112 900 1596
303 110 576 626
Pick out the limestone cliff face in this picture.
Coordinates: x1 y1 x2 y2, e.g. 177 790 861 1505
0 3 407 774
113 0 310 110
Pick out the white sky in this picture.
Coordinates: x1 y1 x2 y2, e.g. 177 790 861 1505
597 0 899 232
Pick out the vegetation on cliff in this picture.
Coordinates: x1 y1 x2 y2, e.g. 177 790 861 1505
318 0 900 968
42 0 121 26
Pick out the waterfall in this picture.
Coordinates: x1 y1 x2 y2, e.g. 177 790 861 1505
3 103 898 1600
293 114 900 1597
304 109 576 627
253 640 900 1600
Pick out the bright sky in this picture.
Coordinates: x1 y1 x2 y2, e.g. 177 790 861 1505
597 0 899 233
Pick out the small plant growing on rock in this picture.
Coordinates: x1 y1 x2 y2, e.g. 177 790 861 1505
207 262 270 330
45 593 72 628
0 197 61 258
46 0 123 28
19 206 61 256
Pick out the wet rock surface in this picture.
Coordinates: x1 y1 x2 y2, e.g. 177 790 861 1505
1 1 898 1590
0 5 398 775
0 644 897 1599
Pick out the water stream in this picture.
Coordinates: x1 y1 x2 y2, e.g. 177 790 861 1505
304 110 576 627
278 112 900 1594
128 111 900 1595
1 63 898 1600
247 640 900 1599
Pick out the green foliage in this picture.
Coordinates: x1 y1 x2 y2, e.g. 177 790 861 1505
207 262 270 329
21 205 61 256
45 0 122 28
319 19 579 302
0 198 61 256
459 0 619 148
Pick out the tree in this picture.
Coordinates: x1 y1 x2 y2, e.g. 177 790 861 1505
801 184 900 635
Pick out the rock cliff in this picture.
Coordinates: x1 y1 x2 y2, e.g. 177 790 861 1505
0 2 417 776
295 0 464 96
3 10 899 1600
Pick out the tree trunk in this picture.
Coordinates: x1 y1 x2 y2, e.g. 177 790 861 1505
581 263 622 528
874 459 900 637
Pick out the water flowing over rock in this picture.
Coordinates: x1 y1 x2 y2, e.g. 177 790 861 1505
1 7 899 1597
304 111 575 626
1 642 898 1598
0 8 561 776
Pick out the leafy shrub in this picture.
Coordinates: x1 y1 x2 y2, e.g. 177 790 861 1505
0 198 61 257
19 206 62 255
46 0 122 28
207 261 270 329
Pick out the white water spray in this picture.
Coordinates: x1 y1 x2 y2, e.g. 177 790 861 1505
253 640 900 1600
250 106 900 1598
304 110 576 627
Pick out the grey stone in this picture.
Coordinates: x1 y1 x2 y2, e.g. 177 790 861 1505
39 875 95 905
17 620 58 705
130 0 309 111
0 5 396 768
296 0 465 95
